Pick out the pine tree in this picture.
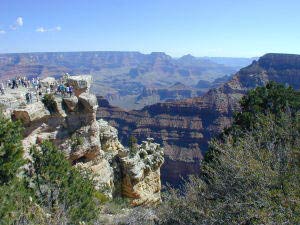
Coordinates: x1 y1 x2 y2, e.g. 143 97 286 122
128 135 138 150
233 81 300 131
28 141 99 224
0 115 25 185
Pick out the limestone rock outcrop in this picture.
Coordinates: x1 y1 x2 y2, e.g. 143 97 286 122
63 96 78 112
78 92 98 113
67 75 92 96
120 138 164 206
9 75 164 206
40 77 56 87
12 102 50 125
98 119 123 153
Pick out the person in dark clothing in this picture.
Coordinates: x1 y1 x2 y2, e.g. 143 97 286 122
25 93 30 104
69 85 73 97
12 79 18 89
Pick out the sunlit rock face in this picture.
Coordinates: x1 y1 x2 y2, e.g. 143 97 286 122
12 101 51 125
9 75 164 204
67 75 93 96
120 138 164 206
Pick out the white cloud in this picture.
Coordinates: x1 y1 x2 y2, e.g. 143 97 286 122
0 30 6 34
16 17 23 26
10 17 23 30
36 26 62 33
36 27 46 33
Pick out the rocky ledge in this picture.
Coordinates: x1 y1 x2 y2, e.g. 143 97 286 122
8 75 164 206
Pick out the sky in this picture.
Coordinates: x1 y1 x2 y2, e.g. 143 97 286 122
0 0 299 57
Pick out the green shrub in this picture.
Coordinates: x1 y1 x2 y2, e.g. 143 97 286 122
0 111 103 224
42 94 57 113
94 191 109 203
128 135 138 157
71 134 84 149
102 197 130 215
0 116 25 185
0 103 5 113
28 141 100 224
231 81 300 132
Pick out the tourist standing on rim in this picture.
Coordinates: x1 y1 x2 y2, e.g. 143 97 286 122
69 85 73 97
0 81 5 95
12 78 18 89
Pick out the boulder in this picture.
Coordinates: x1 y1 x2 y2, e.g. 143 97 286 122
98 119 123 153
67 120 102 162
40 77 56 88
120 138 164 206
78 92 98 113
63 96 78 112
12 101 50 125
67 75 92 96
77 157 115 198
53 97 67 117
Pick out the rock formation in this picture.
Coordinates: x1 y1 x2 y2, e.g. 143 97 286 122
67 75 93 96
120 138 164 206
9 75 164 206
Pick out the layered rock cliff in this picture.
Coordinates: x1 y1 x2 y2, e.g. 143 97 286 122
97 53 300 186
134 82 205 107
8 76 164 206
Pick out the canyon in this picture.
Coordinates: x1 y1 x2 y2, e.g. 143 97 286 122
2 52 296 186
0 51 251 109
97 53 300 185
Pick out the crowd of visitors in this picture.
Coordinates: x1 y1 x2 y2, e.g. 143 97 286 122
0 76 41 95
56 84 74 97
0 75 74 105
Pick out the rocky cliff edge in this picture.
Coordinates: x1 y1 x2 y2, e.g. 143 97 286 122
9 75 164 206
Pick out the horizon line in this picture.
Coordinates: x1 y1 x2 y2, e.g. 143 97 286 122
0 50 262 59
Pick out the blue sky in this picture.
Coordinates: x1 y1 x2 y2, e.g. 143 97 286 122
0 0 299 57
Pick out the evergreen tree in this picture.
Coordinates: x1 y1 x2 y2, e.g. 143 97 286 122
128 135 137 149
0 113 102 224
28 141 99 224
233 81 300 131
0 179 35 225
0 114 36 225
0 115 25 185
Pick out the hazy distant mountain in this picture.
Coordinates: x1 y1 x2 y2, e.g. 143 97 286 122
202 57 257 69
0 51 251 109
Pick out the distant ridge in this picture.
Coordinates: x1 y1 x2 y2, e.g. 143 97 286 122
0 51 246 109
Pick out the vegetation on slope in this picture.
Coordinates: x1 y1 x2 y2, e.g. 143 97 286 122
0 116 24 185
0 112 102 224
158 82 300 224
